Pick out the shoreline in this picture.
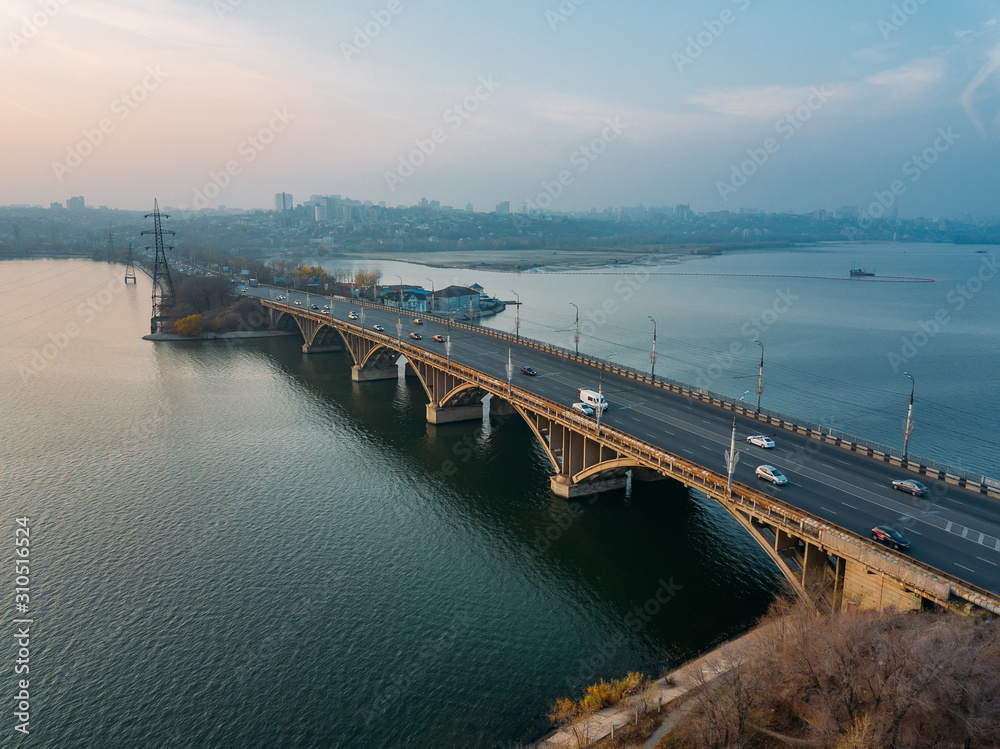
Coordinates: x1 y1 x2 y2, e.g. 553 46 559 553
143 330 298 342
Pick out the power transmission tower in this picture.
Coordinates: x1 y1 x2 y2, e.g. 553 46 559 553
142 200 176 334
106 229 115 263
124 242 137 284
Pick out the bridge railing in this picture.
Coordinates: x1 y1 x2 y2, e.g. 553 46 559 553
261 290 999 497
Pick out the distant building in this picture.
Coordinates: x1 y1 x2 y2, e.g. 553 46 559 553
66 196 85 211
675 203 692 220
432 285 480 316
275 193 293 211
50 202 62 210
466 203 474 213
495 201 510 215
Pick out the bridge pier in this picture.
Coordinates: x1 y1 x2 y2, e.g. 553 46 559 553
550 473 628 499
488 396 516 418
352 365 398 382
631 467 670 484
426 402 484 424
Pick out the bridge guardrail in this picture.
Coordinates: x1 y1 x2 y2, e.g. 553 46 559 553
262 290 999 499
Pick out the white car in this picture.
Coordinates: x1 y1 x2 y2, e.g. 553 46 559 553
571 402 595 416
746 435 775 449
348 312 359 320
755 465 788 485
276 295 285 301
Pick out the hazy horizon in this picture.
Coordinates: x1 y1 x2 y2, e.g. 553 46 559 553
4 0 999 217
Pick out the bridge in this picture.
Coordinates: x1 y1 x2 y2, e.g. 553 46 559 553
246 287 1000 617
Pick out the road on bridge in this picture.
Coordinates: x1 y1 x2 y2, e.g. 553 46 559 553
247 286 1000 596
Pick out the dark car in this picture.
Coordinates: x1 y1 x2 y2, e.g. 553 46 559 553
891 479 928 496
432 335 445 342
409 332 422 340
871 525 911 551
520 366 536 376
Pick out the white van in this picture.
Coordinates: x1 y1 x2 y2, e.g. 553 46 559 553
577 388 608 413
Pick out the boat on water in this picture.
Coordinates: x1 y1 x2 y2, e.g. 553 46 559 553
849 265 875 277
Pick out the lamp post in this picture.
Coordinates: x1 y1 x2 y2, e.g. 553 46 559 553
727 391 750 497
395 274 403 308
511 290 520 339
903 372 915 460
569 302 579 356
648 316 657 379
595 352 617 433
753 339 764 415
426 277 435 316
506 339 513 395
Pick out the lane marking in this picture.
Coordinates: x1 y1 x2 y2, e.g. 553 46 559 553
977 556 998 567
954 562 976 573
842 502 858 510
820 506 837 515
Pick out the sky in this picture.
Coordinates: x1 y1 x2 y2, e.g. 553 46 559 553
2 0 999 217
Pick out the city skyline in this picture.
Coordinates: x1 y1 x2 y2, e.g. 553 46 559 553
4 1 999 217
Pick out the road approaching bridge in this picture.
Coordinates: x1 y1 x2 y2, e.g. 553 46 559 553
248 287 1000 616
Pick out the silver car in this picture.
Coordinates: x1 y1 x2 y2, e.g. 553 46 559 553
755 465 788 485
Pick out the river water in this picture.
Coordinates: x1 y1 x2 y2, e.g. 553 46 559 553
0 243 996 747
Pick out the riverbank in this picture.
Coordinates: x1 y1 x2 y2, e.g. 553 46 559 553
534 618 782 749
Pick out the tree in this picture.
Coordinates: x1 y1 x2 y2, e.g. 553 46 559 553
174 314 203 337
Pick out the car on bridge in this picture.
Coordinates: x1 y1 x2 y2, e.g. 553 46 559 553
755 465 788 485
746 435 775 448
432 335 445 342
276 295 285 301
413 318 423 325
372 324 384 332
521 366 536 376
891 478 928 496
310 304 320 310
571 402 595 416
871 525 911 551
409 332 422 340
348 312 359 319
293 301 302 306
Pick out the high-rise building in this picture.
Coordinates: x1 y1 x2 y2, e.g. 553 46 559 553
495 200 510 214
67 196 85 211
466 203 474 213
275 193 293 211
675 203 692 220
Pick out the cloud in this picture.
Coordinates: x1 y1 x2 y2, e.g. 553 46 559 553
960 42 1000 136
864 58 945 99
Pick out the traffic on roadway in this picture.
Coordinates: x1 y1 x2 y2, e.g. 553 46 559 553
246 285 1000 595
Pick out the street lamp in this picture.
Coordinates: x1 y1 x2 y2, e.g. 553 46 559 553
903 372 915 460
395 274 403 308
648 316 657 379
569 302 579 356
595 352 617 433
727 391 751 496
511 290 520 339
753 339 764 415
425 277 435 316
